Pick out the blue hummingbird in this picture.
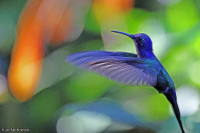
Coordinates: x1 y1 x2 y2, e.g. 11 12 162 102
66 31 185 133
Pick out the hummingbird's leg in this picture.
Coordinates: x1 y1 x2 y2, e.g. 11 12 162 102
158 87 170 94
164 87 170 94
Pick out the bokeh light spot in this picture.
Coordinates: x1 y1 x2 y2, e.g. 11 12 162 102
57 111 112 133
170 85 200 116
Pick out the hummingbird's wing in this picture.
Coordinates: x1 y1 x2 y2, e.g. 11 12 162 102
66 51 161 87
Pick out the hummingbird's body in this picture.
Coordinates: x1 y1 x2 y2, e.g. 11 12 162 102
66 31 185 133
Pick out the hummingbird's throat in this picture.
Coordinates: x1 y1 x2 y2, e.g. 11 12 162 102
134 41 142 58
134 41 154 59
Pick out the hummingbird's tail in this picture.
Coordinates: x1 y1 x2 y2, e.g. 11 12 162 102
164 88 185 133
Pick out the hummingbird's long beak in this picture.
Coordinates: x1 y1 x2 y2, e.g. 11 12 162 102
112 31 135 39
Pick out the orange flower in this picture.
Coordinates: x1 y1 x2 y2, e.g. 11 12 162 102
40 0 73 44
8 0 73 101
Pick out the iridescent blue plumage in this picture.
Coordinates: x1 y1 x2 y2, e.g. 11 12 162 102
66 31 185 133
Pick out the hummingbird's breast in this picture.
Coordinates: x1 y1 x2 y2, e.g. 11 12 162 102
154 68 175 93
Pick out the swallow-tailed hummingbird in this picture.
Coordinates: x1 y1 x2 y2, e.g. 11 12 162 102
66 31 185 133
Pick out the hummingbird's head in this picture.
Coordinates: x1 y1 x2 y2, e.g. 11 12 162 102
112 31 153 52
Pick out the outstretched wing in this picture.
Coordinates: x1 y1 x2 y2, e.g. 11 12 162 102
66 50 161 87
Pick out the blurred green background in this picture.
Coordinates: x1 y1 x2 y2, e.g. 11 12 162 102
0 0 200 132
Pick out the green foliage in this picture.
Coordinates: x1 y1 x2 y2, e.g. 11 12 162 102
65 72 113 102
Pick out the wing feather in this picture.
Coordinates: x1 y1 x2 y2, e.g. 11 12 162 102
66 51 161 87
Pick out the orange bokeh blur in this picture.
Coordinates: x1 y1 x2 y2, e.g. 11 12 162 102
92 0 134 23
8 0 73 101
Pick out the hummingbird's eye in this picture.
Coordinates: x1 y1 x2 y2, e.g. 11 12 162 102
138 37 143 41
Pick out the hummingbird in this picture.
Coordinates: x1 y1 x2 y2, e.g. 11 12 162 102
66 31 185 133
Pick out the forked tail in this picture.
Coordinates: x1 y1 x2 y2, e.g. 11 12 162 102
164 88 185 133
